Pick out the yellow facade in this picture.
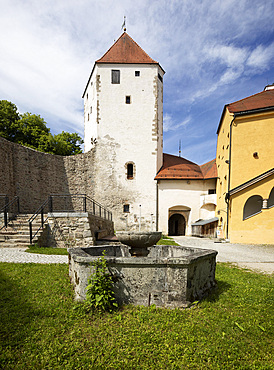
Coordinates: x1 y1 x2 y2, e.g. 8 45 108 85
216 107 274 244
229 176 274 244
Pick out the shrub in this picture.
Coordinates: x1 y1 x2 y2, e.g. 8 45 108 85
85 251 118 312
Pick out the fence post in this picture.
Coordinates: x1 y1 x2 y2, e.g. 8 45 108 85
49 196 53 213
83 196 87 212
29 222 32 244
41 208 44 228
4 206 8 228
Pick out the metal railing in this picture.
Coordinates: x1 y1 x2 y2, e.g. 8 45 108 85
0 196 20 230
28 194 112 244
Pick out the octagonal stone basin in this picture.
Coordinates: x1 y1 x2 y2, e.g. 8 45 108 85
68 244 218 308
116 231 162 256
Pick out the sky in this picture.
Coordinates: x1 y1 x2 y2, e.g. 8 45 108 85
0 0 273 164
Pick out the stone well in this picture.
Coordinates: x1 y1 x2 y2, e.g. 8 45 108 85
68 244 217 308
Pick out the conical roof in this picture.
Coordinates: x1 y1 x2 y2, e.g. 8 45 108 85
96 32 158 64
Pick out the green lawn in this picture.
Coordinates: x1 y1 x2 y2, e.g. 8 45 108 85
25 245 68 255
0 262 273 369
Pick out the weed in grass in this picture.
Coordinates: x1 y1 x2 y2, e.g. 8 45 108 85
85 251 118 312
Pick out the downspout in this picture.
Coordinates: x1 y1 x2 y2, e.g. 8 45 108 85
156 181 159 231
225 115 235 240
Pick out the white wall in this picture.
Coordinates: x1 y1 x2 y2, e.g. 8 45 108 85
158 179 216 235
83 63 164 231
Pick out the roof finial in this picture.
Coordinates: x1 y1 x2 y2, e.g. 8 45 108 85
121 15 126 32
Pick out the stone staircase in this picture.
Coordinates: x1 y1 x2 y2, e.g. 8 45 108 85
0 214 45 248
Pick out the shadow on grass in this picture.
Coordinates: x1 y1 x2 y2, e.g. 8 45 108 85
0 265 38 366
203 279 232 303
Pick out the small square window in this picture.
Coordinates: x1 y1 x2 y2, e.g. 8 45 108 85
111 70 120 84
123 204 130 213
135 71 140 76
125 96 131 104
208 189 216 194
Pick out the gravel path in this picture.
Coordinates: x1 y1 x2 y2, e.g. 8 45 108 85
173 236 274 274
1 238 274 274
0 247 68 264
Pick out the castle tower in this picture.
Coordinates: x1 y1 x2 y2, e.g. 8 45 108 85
83 32 164 230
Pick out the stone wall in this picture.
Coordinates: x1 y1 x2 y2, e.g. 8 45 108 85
0 137 68 213
0 137 96 213
42 212 114 248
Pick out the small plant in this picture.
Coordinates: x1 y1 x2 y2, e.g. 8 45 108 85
85 251 118 312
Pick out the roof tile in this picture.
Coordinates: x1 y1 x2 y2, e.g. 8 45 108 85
96 32 158 65
155 154 217 180
227 89 274 113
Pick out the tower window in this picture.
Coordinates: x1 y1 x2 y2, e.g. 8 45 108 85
158 73 163 82
90 106 92 114
125 96 131 104
135 71 140 76
88 113 90 121
123 204 130 213
111 70 120 84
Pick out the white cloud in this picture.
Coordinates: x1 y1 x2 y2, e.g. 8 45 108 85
163 114 191 132
0 0 273 162
247 43 274 71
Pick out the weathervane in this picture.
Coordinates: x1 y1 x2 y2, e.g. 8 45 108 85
121 16 126 32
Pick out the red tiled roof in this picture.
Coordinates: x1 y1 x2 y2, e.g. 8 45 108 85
217 88 274 134
96 32 158 65
227 89 274 113
155 154 217 180
200 158 217 179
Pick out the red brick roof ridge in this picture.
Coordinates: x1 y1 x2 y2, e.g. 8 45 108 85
96 32 158 64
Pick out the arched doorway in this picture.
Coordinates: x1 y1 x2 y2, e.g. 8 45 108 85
168 214 186 236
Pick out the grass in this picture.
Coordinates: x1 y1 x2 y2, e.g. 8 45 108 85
0 262 273 369
157 235 179 246
25 245 68 255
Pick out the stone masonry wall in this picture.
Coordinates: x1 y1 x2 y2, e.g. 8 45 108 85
0 137 68 213
44 213 114 248
0 137 96 213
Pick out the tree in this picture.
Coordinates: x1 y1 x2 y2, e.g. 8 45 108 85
16 112 50 149
51 131 83 156
0 100 83 155
0 100 20 140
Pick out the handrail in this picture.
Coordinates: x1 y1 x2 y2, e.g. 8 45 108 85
0 196 20 229
28 194 112 244
28 198 50 244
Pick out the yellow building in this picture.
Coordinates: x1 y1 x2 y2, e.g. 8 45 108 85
216 85 274 244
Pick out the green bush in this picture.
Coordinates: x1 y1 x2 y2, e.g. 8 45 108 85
85 251 118 312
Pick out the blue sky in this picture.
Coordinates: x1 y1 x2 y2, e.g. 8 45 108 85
0 0 273 164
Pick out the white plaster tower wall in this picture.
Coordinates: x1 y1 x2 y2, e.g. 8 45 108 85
83 33 164 231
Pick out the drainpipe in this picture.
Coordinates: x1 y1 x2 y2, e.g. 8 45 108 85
156 181 159 231
225 115 235 240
